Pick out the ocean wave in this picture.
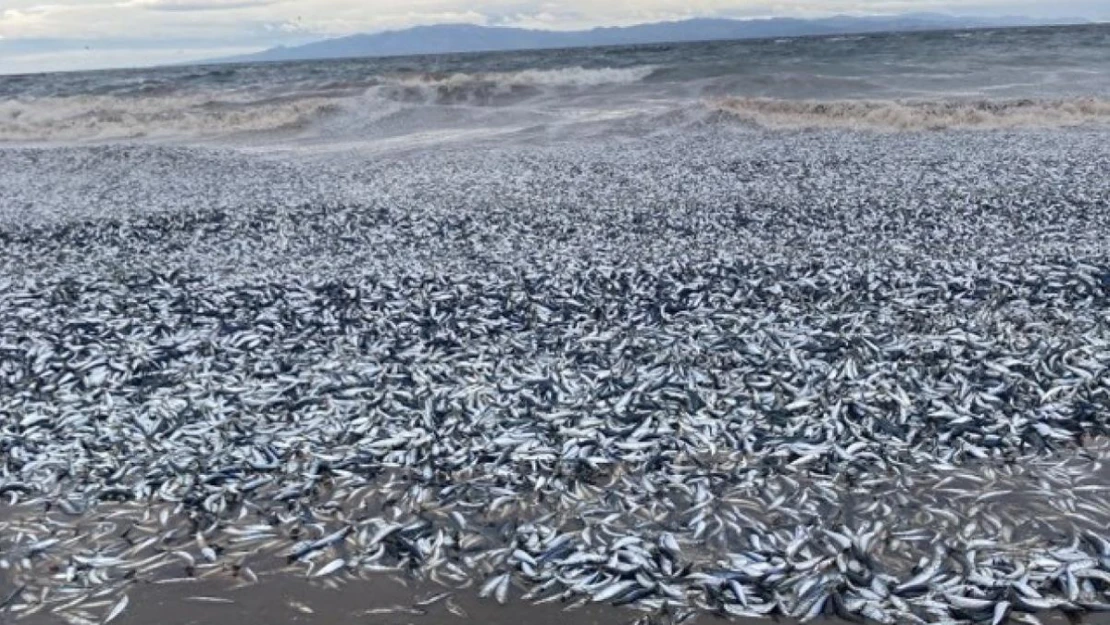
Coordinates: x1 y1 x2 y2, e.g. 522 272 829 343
368 66 658 106
0 94 344 142
0 65 659 142
709 97 1110 130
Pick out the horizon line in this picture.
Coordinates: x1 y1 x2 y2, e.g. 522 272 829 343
1 14 1103 77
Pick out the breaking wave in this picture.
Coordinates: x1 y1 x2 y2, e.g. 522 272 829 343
0 65 659 142
0 94 344 142
709 97 1110 131
368 66 659 106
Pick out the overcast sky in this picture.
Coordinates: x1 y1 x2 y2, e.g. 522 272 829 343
1 0 1107 74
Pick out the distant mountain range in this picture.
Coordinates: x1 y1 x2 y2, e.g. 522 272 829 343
205 14 1087 65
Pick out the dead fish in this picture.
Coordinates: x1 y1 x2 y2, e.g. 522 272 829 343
311 558 346 578
102 595 128 624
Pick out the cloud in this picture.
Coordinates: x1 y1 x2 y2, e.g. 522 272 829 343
138 0 279 11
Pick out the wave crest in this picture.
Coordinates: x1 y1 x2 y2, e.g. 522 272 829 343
369 66 657 106
0 94 343 142
0 65 658 142
709 97 1110 130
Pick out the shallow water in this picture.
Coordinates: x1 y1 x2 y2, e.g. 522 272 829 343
1 24 1109 147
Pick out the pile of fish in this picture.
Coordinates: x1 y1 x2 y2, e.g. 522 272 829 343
1 128 1109 625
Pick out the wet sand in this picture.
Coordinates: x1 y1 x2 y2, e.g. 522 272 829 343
115 575 630 625
7 567 1110 625
3 571 832 625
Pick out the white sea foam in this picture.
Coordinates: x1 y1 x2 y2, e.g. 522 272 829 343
709 97 1110 131
367 66 659 106
385 66 658 89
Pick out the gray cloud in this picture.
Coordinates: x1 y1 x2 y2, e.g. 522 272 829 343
144 0 279 12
